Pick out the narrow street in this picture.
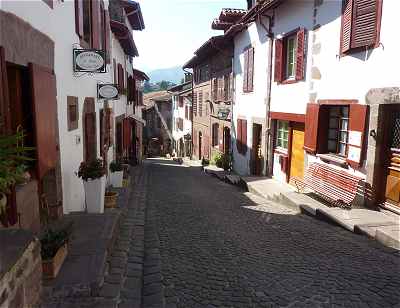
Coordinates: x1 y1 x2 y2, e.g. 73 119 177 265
141 159 400 308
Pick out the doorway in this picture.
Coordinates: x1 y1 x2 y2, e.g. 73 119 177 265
252 123 262 175
198 131 202 160
289 123 305 181
383 105 400 209
223 127 231 154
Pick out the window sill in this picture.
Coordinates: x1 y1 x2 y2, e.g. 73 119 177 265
317 153 348 167
279 78 298 85
274 147 288 156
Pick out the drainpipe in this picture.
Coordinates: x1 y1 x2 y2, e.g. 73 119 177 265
183 68 194 159
257 12 274 176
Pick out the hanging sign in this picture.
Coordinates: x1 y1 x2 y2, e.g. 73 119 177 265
217 107 230 120
98 84 119 100
73 49 106 73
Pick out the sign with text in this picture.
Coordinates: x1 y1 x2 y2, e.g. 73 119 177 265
97 84 119 100
73 49 106 73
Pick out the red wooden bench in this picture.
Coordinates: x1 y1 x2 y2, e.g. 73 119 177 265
291 162 363 209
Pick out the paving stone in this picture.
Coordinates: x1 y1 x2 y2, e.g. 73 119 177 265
143 282 163 296
120 288 141 300
104 273 123 285
118 300 141 308
123 277 142 290
144 272 162 285
99 283 121 299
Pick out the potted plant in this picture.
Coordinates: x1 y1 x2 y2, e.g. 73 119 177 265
41 221 73 279
77 159 106 214
109 160 123 188
104 189 119 208
0 131 34 227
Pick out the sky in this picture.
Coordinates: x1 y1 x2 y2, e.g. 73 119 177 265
132 0 246 73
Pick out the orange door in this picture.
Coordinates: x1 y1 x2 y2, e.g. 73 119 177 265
289 123 305 180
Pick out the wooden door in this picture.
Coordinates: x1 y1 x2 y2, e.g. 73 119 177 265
384 107 400 208
289 123 305 180
198 132 202 160
29 63 58 179
252 124 262 175
224 127 231 154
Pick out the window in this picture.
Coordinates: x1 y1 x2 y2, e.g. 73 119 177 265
224 74 231 101
243 47 254 93
276 120 289 149
178 96 184 108
198 91 203 117
327 106 349 156
236 119 248 155
82 0 92 45
304 102 368 169
195 65 210 84
67 96 79 131
275 28 306 83
185 105 188 119
212 123 219 147
193 92 197 116
285 35 297 79
340 0 382 55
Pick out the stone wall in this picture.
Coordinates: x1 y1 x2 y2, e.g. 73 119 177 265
0 230 42 308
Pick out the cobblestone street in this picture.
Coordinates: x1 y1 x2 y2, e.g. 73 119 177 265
143 159 400 308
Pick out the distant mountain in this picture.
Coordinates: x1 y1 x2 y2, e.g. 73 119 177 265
147 66 185 84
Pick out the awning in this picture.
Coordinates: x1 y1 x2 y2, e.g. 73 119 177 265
110 20 138 57
121 0 145 31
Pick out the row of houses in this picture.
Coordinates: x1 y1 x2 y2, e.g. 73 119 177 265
0 0 148 231
183 0 400 213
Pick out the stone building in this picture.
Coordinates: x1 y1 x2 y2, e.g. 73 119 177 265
183 34 235 162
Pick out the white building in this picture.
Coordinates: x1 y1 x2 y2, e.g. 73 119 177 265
0 0 146 228
229 0 400 210
169 81 193 157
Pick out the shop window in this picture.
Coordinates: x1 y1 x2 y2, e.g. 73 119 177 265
327 106 349 156
212 123 219 147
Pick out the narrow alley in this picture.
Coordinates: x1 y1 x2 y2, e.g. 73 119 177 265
136 159 400 308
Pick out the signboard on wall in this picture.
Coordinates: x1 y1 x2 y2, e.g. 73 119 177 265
73 49 106 73
97 84 119 100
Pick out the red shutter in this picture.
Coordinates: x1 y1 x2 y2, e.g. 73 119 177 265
236 119 242 154
85 112 96 162
91 0 101 49
351 0 379 49
0 47 10 135
185 106 188 119
75 0 84 38
340 0 354 54
346 104 368 168
243 49 249 92
113 59 117 84
247 48 254 92
29 63 58 179
117 64 123 92
104 10 111 64
242 119 247 154
123 118 131 152
274 39 284 83
109 109 114 146
295 28 306 81
304 103 320 154
100 109 104 152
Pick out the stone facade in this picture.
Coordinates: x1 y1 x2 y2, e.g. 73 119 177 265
0 230 42 308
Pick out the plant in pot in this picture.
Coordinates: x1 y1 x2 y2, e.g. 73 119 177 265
77 158 106 214
40 219 73 279
104 188 119 209
0 131 34 227
109 160 124 188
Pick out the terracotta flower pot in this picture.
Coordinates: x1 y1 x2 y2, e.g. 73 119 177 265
42 243 68 279
104 191 118 208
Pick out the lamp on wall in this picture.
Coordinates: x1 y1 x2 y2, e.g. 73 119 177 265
370 129 377 139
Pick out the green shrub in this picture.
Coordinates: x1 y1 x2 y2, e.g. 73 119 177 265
109 160 123 172
77 158 106 181
215 152 231 171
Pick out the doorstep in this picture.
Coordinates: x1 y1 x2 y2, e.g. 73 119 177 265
281 191 400 250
